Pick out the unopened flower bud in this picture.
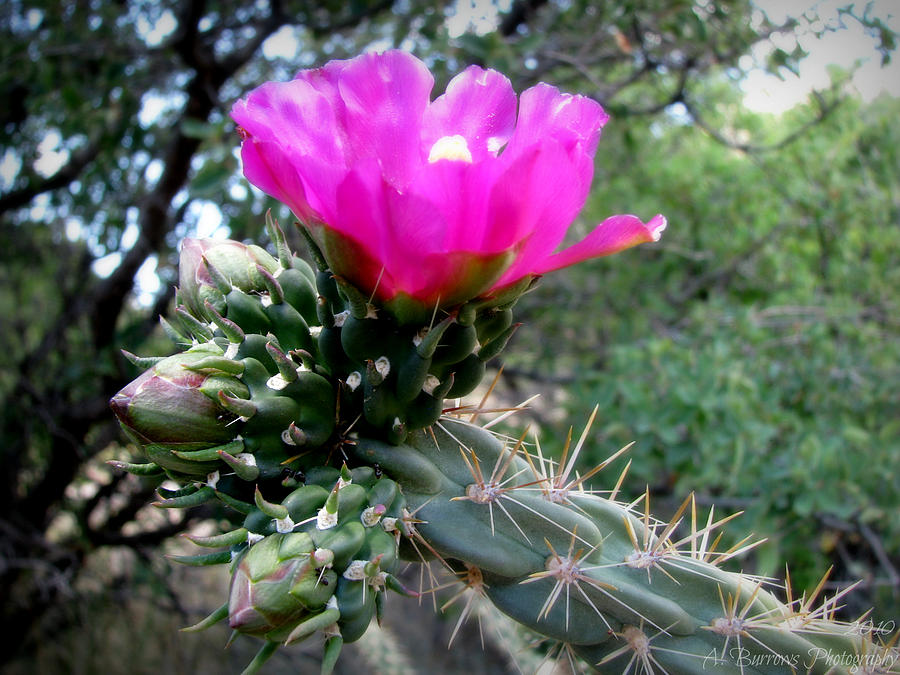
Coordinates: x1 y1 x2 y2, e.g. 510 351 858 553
179 238 280 319
110 347 249 474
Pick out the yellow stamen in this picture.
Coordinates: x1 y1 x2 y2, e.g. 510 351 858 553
428 135 473 163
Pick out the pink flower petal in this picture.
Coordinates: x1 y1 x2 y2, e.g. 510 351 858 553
400 158 500 252
485 139 593 260
322 160 446 300
530 213 667 276
335 50 434 188
232 79 348 221
293 57 348 118
505 83 609 160
237 138 316 222
422 66 517 161
231 79 345 163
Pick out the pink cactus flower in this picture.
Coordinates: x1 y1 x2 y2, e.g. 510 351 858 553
232 50 665 319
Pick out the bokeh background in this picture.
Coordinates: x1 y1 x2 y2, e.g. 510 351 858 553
1 1 898 672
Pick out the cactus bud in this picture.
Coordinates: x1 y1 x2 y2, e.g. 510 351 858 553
110 348 248 473
228 533 336 641
179 238 280 319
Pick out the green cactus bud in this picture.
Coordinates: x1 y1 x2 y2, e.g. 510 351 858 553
110 347 248 474
473 307 513 344
228 532 336 642
264 301 313 353
179 238 280 319
445 353 485 398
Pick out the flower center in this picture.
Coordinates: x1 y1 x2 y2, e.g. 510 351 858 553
428 135 473 164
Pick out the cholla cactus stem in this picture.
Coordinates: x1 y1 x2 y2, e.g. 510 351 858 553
450 427 533 541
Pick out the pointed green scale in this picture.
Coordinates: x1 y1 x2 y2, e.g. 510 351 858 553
183 354 245 375
181 602 229 633
254 487 289 520
265 342 299 383
255 263 285 304
172 440 244 462
175 306 215 341
159 315 189 344
154 485 216 508
265 210 293 268
107 459 164 476
186 527 250 548
169 550 234 566
284 607 341 646
201 255 234 295
120 350 165 369
218 449 260 480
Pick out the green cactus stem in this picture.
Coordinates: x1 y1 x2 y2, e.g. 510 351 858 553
109 218 898 674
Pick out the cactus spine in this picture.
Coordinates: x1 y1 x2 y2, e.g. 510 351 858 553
111 218 898 674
